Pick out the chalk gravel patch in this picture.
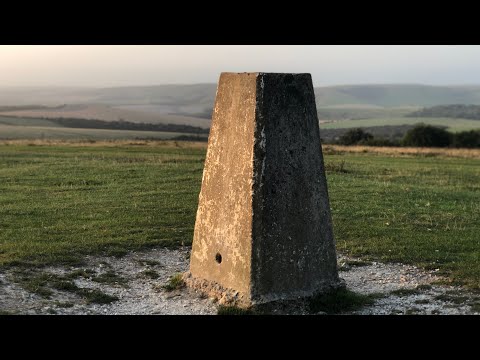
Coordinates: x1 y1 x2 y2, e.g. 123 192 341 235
0 249 478 315
338 256 480 315
0 247 217 315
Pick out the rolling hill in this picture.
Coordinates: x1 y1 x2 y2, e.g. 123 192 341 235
2 83 480 141
4 84 480 110
314 84 480 107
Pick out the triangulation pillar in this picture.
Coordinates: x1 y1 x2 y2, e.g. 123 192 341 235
185 72 342 307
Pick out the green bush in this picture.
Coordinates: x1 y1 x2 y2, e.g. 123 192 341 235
453 130 480 148
402 124 452 147
338 128 373 145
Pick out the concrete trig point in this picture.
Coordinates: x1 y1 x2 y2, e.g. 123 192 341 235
184 72 342 307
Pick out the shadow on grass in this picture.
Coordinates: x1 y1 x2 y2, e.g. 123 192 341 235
307 288 380 314
217 288 381 315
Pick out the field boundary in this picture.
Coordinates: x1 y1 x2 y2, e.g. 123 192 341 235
1 139 478 159
323 145 480 159
0 139 208 148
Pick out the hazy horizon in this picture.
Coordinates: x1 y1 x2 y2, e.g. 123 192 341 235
2 45 480 87
3 82 480 89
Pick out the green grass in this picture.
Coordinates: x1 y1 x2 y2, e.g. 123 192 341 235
471 303 480 313
64 269 96 279
91 270 128 286
324 159 349 173
12 270 78 298
217 305 256 315
12 268 120 304
0 116 60 127
141 269 160 279
321 117 480 132
0 142 479 290
13 271 55 297
328 153 480 288
434 293 470 304
0 310 16 315
405 307 422 315
163 273 186 291
0 143 205 267
137 259 161 267
414 299 430 304
77 289 119 304
54 301 75 308
0 123 207 141
390 288 421 297
416 284 432 291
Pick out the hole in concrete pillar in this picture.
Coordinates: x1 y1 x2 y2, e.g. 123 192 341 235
215 253 222 264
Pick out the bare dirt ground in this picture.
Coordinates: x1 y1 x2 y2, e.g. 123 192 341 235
0 247 478 315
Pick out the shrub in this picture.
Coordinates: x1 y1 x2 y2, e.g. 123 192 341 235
338 128 373 145
402 124 452 147
453 130 480 148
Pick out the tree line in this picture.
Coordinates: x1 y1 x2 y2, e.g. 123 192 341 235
336 124 480 148
46 117 210 134
407 104 480 120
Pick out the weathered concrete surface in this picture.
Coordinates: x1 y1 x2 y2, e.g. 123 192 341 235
186 72 342 307
188 73 257 299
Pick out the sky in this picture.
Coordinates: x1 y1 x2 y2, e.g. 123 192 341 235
1 45 480 87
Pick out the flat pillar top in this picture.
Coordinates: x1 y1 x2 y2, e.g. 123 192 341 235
220 72 312 77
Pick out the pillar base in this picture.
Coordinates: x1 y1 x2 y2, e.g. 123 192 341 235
184 271 346 308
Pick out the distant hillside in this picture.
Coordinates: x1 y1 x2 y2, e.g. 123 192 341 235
95 84 216 107
407 104 480 120
0 85 217 115
314 85 480 108
4 84 480 142
319 124 417 143
4 84 480 110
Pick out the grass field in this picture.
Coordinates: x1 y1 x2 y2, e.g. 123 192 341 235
321 117 480 132
0 124 207 141
317 106 417 121
0 142 479 289
0 116 61 127
0 104 211 128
